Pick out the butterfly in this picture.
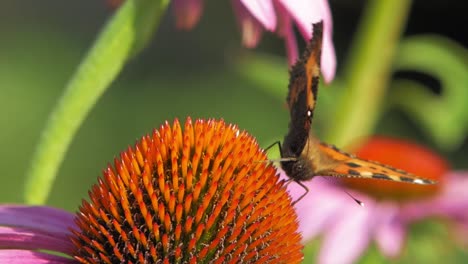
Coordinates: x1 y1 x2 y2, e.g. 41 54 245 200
279 22 436 202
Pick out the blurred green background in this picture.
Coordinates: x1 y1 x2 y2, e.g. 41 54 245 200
1 0 467 209
1 1 293 209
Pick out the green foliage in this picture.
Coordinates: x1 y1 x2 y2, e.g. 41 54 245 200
23 0 169 204
0 28 284 208
390 36 468 151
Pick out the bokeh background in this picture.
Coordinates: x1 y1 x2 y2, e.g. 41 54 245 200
1 2 467 261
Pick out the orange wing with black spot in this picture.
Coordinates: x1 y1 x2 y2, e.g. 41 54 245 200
314 141 435 184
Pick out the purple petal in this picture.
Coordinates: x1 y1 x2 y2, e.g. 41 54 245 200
173 0 204 30
437 171 468 201
274 2 299 66
0 205 75 235
275 0 336 82
232 0 265 48
239 0 276 31
321 17 337 83
275 0 324 35
0 205 76 253
373 203 406 258
283 27 299 66
288 177 353 242
318 199 374 264
401 172 468 223
0 250 76 264
0 226 73 255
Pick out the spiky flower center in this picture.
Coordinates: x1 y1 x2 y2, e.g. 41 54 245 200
71 118 303 263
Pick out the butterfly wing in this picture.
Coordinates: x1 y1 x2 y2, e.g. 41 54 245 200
314 141 436 184
282 22 322 160
280 21 435 188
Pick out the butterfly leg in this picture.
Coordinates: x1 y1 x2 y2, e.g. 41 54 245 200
283 178 294 188
291 180 309 206
264 141 282 153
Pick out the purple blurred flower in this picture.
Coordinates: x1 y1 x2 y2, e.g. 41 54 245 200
0 205 77 263
273 0 336 82
285 172 468 264
173 0 336 83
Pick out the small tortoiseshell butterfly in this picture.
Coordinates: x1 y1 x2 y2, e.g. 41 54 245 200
280 22 435 201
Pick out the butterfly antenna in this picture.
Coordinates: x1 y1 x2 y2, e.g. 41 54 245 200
343 189 364 207
253 157 297 165
269 157 297 163
258 141 298 164
322 177 364 207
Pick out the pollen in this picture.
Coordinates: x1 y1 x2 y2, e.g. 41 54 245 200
70 118 303 263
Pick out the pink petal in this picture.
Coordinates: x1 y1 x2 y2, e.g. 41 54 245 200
401 172 468 222
232 0 265 48
274 2 298 66
275 0 324 36
321 20 337 83
0 250 76 264
318 199 374 264
173 0 204 30
318 0 336 83
275 0 336 82
239 0 277 31
0 226 73 255
373 203 406 258
438 172 468 200
0 205 75 239
0 205 75 255
283 28 299 66
288 177 352 242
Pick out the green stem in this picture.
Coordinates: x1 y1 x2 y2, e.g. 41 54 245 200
324 0 412 147
24 0 170 205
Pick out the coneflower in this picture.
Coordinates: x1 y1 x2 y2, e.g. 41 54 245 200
1 118 303 263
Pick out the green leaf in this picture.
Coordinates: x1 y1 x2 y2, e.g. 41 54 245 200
233 52 289 100
324 0 412 147
24 0 170 204
390 36 468 150
399 220 468 263
302 238 320 263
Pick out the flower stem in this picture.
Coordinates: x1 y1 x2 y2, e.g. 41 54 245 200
24 0 170 205
324 0 412 147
